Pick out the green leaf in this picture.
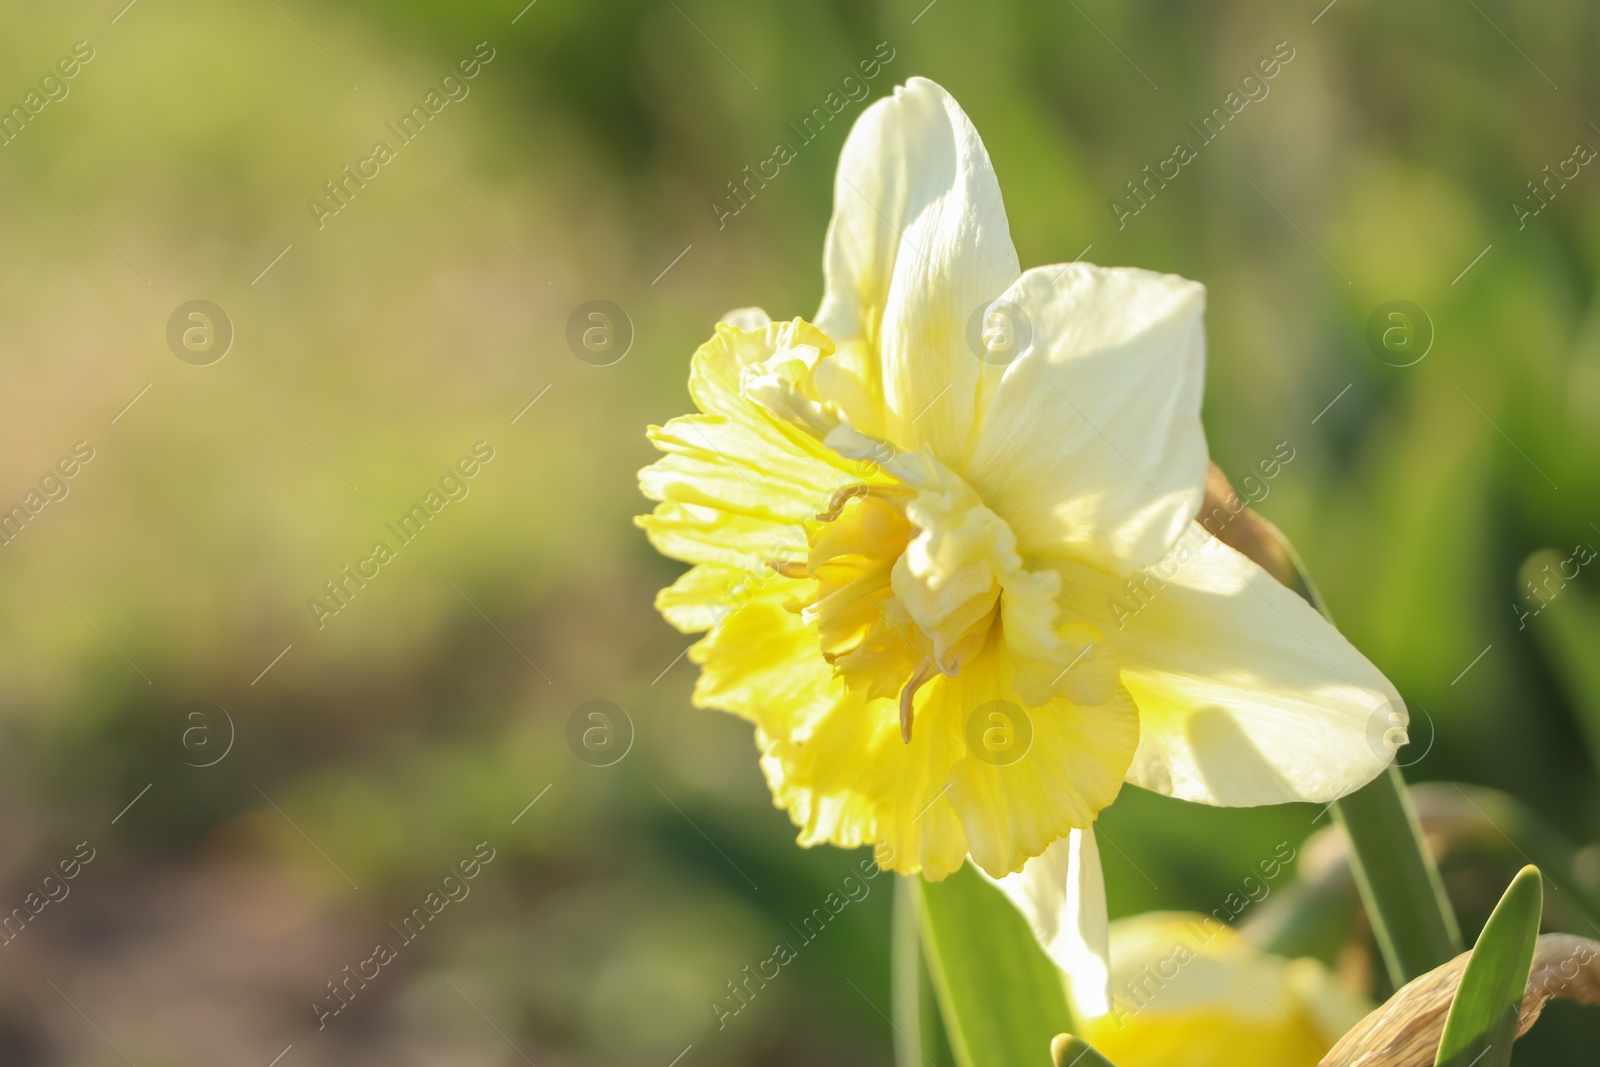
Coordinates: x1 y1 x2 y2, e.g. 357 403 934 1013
1335 766 1464 985
1434 865 1544 1067
1527 578 1600 768
893 876 957 1067
914 863 1074 1067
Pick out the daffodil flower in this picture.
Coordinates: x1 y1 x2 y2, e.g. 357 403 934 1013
638 76 1403 1014
1078 912 1369 1066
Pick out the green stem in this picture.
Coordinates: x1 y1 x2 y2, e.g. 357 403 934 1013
1333 764 1463 986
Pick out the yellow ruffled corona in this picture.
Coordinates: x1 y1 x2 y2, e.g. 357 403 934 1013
639 76 1404 1011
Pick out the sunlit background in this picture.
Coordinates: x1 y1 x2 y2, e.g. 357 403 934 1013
1 0 1598 1063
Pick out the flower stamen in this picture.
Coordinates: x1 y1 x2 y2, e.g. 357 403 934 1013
899 658 937 742
766 557 809 579
816 483 872 522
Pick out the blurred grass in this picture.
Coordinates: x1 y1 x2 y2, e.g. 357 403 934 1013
0 0 1597 1063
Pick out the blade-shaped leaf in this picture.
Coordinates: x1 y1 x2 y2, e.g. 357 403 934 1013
915 862 1074 1067
1434 865 1543 1067
1336 767 1464 986
893 876 957 1067
1528 579 1600 769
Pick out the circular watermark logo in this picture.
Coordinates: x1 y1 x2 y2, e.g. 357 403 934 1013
567 300 634 367
1365 300 1432 368
167 300 234 366
966 298 1033 367
166 700 235 768
964 699 1033 767
567 699 634 767
1366 698 1434 768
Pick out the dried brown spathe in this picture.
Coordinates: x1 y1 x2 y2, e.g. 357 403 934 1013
1320 933 1600 1066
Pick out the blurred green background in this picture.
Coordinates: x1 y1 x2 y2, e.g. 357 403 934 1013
0 0 1597 1063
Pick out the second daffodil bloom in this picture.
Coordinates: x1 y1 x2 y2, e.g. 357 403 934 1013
639 77 1404 1011
1079 913 1370 1066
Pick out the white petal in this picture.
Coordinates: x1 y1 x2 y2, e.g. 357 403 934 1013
980 828 1112 1020
1061 527 1405 806
963 263 1209 571
815 77 1020 461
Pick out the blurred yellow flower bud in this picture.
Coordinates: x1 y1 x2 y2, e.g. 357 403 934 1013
1080 912 1369 1067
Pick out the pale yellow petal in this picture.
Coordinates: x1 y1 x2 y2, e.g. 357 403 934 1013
815 77 1019 460
761 674 972 880
640 426 828 523
981 829 1113 1020
963 264 1208 571
690 576 837 728
1058 527 1404 806
637 321 874 571
693 555 1139 881
687 566 972 879
654 563 749 634
637 501 804 573
942 638 1137 877
687 318 830 434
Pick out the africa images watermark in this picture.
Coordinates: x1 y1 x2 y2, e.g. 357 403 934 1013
1514 540 1596 630
1107 840 1298 1027
307 41 498 230
691 438 903 629
0 841 97 948
0 440 97 548
1110 40 1296 230
307 440 496 629
708 41 897 230
1105 441 1297 630
313 840 497 1030
1511 136 1596 230
0 40 96 148
708 851 892 1030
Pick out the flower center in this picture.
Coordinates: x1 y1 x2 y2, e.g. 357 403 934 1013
773 464 1018 741
744 326 1099 740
